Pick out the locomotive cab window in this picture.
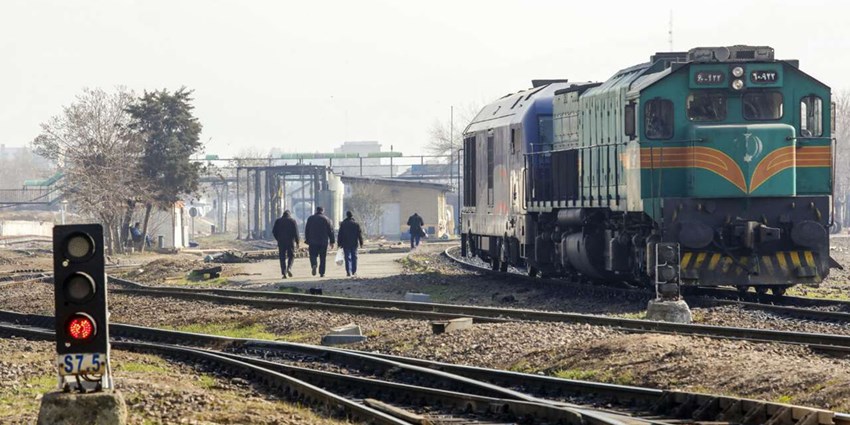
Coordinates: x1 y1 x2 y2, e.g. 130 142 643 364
800 95 823 137
644 98 673 139
687 92 726 121
742 91 783 120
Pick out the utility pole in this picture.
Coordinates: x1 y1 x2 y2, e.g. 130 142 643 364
668 10 673 52
450 106 454 226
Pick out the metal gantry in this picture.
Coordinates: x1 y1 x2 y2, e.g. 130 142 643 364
236 165 332 239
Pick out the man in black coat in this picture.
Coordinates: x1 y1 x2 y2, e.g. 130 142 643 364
272 210 299 279
407 212 425 249
337 211 364 277
304 206 335 277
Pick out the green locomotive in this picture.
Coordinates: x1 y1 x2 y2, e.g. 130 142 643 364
461 45 836 295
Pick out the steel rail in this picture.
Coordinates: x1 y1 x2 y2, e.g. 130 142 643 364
442 246 850 321
1 314 844 425
0 323 408 425
0 309 622 409
0 320 632 425
107 277 850 352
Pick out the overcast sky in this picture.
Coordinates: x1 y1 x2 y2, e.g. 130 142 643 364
1 0 848 157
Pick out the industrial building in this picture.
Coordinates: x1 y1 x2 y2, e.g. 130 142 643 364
340 175 453 240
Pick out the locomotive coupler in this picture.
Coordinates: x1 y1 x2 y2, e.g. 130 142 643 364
733 220 780 249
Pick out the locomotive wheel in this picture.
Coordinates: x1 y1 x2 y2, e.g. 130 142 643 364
736 286 749 296
770 286 788 296
528 267 539 278
755 286 769 296
491 257 501 271
499 237 509 272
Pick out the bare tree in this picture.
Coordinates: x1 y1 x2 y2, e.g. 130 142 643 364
425 103 481 157
32 87 145 254
344 184 385 237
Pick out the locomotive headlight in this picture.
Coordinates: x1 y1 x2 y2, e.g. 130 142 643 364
732 66 744 78
732 79 745 90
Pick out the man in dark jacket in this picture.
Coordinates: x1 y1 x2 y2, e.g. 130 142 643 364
272 210 299 279
304 206 335 277
337 211 364 277
407 212 425 249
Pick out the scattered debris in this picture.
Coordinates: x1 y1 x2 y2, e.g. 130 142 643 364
321 323 367 345
204 249 306 264
431 317 473 335
188 266 223 280
204 251 247 263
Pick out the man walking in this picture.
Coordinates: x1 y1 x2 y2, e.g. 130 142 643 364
304 206 335 277
337 211 364 277
407 212 425 249
272 210 299 279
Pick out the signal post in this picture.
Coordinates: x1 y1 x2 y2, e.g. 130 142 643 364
645 242 693 323
38 224 127 425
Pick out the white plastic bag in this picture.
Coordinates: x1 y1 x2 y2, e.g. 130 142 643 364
335 248 344 266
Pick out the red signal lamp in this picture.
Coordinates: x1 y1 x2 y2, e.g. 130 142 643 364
67 314 96 341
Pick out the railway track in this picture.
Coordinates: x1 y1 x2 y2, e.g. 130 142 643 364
0 235 53 248
0 310 844 425
107 276 850 353
442 246 850 322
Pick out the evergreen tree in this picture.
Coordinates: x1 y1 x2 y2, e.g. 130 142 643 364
126 88 204 249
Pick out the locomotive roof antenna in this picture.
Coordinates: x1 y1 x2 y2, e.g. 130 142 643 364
667 10 673 52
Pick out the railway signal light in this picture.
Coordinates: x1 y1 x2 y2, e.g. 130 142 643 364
655 242 681 299
53 224 111 390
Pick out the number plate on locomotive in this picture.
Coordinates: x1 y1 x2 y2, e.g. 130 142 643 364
750 70 778 83
694 71 725 85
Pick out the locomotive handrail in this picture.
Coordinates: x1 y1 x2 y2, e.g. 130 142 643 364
784 136 838 228
522 141 626 155
785 136 833 141
831 137 837 228
646 140 701 234
642 138 705 144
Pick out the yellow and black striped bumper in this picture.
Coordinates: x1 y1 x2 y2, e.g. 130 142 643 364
680 251 822 286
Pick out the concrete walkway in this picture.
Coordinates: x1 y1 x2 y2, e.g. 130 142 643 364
231 249 407 287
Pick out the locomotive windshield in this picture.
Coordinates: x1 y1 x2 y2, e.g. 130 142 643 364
742 91 783 120
687 92 726 121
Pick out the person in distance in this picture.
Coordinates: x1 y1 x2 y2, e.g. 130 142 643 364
304 206 335 277
272 210 299 279
337 210 364 277
407 212 425 250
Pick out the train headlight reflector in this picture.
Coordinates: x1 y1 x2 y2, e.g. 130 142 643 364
732 79 745 90
732 66 744 77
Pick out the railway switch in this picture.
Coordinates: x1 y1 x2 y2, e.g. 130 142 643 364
52 224 112 391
